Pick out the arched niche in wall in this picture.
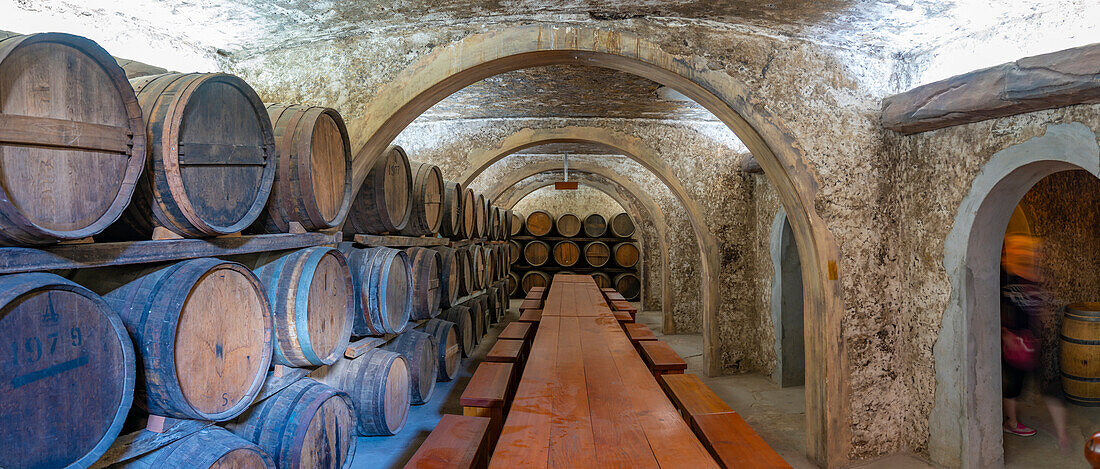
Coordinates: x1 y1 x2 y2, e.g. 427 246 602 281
932 122 1100 468
344 24 846 464
770 208 805 388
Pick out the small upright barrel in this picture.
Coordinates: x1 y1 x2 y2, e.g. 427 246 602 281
526 210 553 236
440 180 463 239
462 188 477 239
614 273 642 301
229 378 355 469
254 104 352 232
553 241 581 267
346 145 412 234
0 273 135 469
522 271 551 294
76 258 273 421
383 330 438 405
0 33 146 245
431 246 460 307
338 244 413 336
399 162 444 236
584 241 611 267
583 214 607 237
613 242 640 268
119 426 275 469
318 348 410 436
524 240 550 266
424 319 461 381
510 212 524 237
591 272 612 289
556 213 581 237
252 247 354 367
114 72 276 238
1062 303 1100 406
404 247 443 320
442 306 475 357
610 212 636 237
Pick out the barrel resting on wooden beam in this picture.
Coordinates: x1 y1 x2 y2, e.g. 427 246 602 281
881 42 1100 135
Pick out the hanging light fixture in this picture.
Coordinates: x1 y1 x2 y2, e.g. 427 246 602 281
555 150 578 190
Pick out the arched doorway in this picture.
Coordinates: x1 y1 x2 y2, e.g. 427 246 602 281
771 209 805 387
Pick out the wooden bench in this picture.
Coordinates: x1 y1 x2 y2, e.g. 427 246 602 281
498 322 533 344
518 298 542 313
613 310 634 325
403 414 491 469
601 288 626 303
610 300 637 320
517 308 541 323
486 338 526 367
638 340 687 378
623 322 657 353
694 412 791 469
658 373 733 426
460 362 514 452
525 287 546 301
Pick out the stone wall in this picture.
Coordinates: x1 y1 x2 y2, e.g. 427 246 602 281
511 184 624 221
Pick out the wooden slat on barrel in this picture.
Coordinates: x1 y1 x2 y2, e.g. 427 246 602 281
462 189 477 239
405 247 443 320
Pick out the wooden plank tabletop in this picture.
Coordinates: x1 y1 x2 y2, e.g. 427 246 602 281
491 274 717 468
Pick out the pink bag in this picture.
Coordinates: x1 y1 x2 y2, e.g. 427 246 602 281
1003 329 1040 371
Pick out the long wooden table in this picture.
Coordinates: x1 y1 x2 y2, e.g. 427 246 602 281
490 274 718 468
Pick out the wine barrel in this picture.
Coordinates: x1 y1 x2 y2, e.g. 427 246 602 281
521 271 550 295
462 188 477 239
610 213 636 237
440 180 463 239
252 247 354 367
229 378 355 469
503 209 514 240
399 162 444 236
486 286 501 324
507 272 520 298
112 72 276 238
584 241 611 267
430 246 460 307
404 247 443 320
553 241 581 267
510 212 524 237
1062 303 1100 406
76 258 273 420
119 427 275 469
591 272 612 289
524 240 550 266
492 207 503 240
0 273 135 469
474 194 487 239
318 349 409 436
614 273 642 301
442 306 475 357
254 104 352 232
526 210 553 236
457 247 474 296
0 33 146 245
497 281 510 316
466 298 486 344
508 240 522 264
346 145 412 234
424 319 461 382
471 245 486 290
337 244 413 336
583 214 607 237
613 242 640 268
482 246 496 283
556 213 582 237
383 330 438 405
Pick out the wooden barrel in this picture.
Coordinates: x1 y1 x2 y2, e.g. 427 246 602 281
0 273 135 468
503 209 514 240
383 330 438 405
524 240 550 266
510 212 524 237
613 242 640 268
441 306 475 357
113 73 276 238
508 240 522 264
119 426 275 469
318 349 409 436
0 33 146 245
1062 303 1100 406
254 104 352 232
553 241 581 267
610 213 635 237
614 273 642 300
584 241 611 267
229 378 355 469
399 162 444 236
404 247 443 320
521 271 551 294
507 272 520 298
346 145 412 234
440 180 463 239
252 247 354 367
337 244 412 336
483 246 497 283
591 272 612 289
474 194 487 239
430 246 460 307
424 319 461 382
583 214 607 238
76 258 273 420
486 286 501 323
526 210 553 236
471 246 486 290
462 188 477 239
493 207 504 240
556 213 582 237
457 247 474 296
467 297 487 341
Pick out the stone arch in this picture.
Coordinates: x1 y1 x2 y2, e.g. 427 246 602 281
932 123 1100 468
488 165 673 325
345 24 846 464
770 208 804 387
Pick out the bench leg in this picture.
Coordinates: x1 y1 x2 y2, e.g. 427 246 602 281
464 406 504 454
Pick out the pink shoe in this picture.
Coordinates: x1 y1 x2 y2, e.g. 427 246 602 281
1004 422 1037 437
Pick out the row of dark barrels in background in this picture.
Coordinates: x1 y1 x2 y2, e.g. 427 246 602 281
514 239 639 269
0 32 512 245
518 210 636 238
0 239 510 468
508 270 641 301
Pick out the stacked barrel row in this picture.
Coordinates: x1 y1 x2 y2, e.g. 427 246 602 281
508 210 641 301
